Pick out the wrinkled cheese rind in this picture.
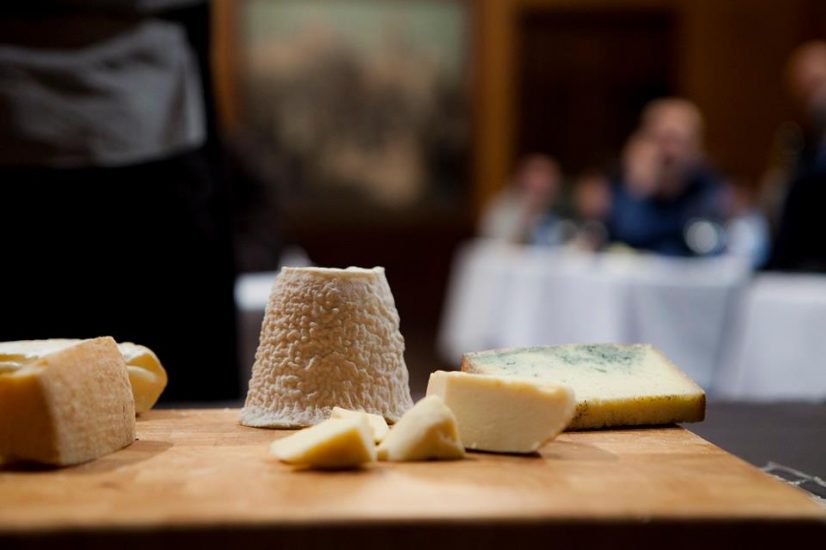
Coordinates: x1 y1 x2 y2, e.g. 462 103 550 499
270 416 376 469
461 344 705 429
0 339 167 414
241 266 414 428
330 407 389 443
426 371 575 454
0 337 136 466
377 396 464 462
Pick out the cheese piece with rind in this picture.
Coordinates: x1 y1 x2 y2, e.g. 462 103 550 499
0 339 167 414
0 337 136 466
461 344 705 430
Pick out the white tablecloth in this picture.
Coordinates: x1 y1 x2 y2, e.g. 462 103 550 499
438 240 751 390
715 274 826 401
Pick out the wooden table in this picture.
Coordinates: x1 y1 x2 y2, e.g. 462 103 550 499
1 409 823 549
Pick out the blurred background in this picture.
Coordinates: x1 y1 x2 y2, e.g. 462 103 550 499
2 0 826 424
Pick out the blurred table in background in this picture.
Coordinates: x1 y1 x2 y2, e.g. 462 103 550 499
715 273 826 400
438 240 826 400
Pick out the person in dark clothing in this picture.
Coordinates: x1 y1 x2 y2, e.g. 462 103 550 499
768 41 826 272
608 99 724 257
0 2 239 402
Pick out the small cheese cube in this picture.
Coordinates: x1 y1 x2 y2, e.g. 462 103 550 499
270 416 376 469
426 371 575 454
377 396 464 462
330 407 389 443
0 337 136 466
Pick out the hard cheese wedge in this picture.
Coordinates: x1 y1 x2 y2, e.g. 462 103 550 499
461 344 705 430
377 396 464 462
270 416 376 469
0 337 136 466
426 371 575 454
330 407 389 443
0 339 167 414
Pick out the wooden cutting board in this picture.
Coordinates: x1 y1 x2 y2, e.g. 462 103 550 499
1 409 823 548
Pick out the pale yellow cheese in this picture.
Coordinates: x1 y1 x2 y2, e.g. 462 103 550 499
0 339 167 414
270 416 376 469
461 344 705 429
330 407 389 443
0 337 136 466
426 371 575 454
377 396 464 462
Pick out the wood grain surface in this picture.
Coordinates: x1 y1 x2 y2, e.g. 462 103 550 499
1 408 823 547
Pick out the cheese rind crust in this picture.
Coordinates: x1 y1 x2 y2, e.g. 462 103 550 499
0 339 167 414
241 267 414 428
0 337 136 466
461 344 705 430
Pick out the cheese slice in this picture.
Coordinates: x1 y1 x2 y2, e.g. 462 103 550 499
461 344 705 430
242 266 414 428
0 337 136 466
0 339 167 414
270 416 376 469
377 396 464 462
330 407 389 443
427 371 575 454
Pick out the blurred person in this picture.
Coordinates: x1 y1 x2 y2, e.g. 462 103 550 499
768 41 826 272
721 179 770 269
0 1 239 401
479 154 563 245
607 99 725 256
562 170 612 252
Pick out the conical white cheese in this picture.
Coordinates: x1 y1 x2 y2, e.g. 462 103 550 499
241 266 414 428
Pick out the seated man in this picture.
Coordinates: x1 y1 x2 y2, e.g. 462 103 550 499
608 99 724 257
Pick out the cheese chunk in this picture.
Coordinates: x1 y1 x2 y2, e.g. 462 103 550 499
270 416 376 469
0 339 167 414
0 337 136 466
330 407 389 443
242 266 414 428
426 371 575 454
377 396 464 462
461 344 705 430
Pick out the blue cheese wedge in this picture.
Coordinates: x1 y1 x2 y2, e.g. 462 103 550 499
461 344 705 430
